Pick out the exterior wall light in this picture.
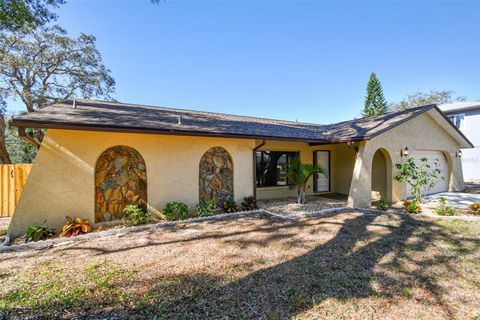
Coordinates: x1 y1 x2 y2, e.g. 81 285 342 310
401 147 409 157
456 150 462 158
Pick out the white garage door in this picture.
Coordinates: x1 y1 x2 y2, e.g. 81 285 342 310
406 151 449 198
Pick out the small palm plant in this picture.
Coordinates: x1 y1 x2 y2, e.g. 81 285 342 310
286 157 325 205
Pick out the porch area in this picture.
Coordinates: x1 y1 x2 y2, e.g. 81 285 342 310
254 138 458 208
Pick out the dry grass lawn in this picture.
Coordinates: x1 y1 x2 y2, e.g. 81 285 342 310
0 211 479 319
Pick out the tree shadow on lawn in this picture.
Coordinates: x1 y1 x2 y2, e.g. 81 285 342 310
93 212 480 319
3 212 479 319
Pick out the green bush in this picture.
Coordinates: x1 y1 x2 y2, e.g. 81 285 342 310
403 200 421 214
376 198 389 211
195 199 217 217
122 204 151 225
395 157 441 203
434 197 455 216
163 202 189 221
222 198 238 213
241 196 257 211
25 223 56 242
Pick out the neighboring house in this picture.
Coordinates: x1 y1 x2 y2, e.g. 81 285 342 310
7 100 472 237
440 101 480 182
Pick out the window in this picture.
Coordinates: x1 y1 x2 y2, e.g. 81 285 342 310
448 113 464 129
256 151 299 187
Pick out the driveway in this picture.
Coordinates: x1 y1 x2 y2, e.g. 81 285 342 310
464 181 480 194
423 192 480 208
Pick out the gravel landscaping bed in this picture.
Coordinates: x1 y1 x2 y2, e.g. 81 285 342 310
258 194 348 216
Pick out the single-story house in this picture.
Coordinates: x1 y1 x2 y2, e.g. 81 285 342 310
7 99 473 238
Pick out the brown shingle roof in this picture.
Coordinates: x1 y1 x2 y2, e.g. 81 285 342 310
9 99 463 144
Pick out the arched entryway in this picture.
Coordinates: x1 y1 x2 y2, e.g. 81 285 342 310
95 145 147 222
371 148 392 204
199 147 234 207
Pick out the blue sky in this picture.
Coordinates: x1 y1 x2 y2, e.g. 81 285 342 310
12 1 480 124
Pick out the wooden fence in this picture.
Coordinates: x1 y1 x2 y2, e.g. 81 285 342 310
0 164 33 217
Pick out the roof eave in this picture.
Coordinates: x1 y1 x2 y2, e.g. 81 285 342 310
440 104 480 114
9 119 332 144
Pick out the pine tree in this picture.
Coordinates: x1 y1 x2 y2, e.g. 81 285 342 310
362 72 388 117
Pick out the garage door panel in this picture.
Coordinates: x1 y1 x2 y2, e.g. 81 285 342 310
406 151 448 198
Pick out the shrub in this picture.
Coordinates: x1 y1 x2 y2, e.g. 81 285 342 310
163 202 189 221
241 196 257 211
434 197 455 216
122 204 151 225
376 198 389 211
25 223 56 242
222 198 238 213
403 200 422 214
395 157 442 203
195 199 217 217
468 201 480 215
60 216 93 237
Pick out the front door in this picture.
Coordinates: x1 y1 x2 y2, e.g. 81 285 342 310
314 150 330 192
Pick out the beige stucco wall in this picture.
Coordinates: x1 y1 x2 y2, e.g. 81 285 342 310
255 140 337 199
8 130 256 238
348 112 464 207
333 143 357 195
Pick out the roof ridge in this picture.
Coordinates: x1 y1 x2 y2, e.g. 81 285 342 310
69 98 324 127
320 104 436 127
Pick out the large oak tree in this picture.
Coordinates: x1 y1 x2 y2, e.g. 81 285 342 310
0 25 115 163
0 0 65 31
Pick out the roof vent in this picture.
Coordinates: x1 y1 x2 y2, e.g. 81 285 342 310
72 99 77 109
177 115 182 125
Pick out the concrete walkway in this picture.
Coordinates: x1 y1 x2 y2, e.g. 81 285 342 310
423 192 480 208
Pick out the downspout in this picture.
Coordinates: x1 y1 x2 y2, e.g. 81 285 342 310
18 127 40 149
253 139 266 199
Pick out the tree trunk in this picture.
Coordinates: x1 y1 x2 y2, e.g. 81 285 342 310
297 188 306 205
33 128 44 146
0 114 11 164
